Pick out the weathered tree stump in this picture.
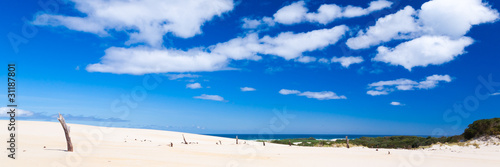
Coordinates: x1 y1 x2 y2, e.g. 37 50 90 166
182 134 188 144
57 113 73 152
346 136 350 149
236 135 238 144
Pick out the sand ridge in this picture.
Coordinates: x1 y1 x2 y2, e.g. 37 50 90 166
1 120 500 167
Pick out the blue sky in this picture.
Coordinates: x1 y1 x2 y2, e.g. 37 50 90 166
1 0 500 135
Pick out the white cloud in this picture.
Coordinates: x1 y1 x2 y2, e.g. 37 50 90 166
279 89 346 100
331 56 364 68
33 0 234 47
298 91 347 100
367 74 452 96
242 18 263 29
260 25 348 60
210 33 263 61
348 0 498 50
86 47 230 75
273 1 309 25
374 36 474 70
186 83 202 89
296 56 317 63
343 0 393 18
0 107 34 117
346 6 418 50
252 0 391 27
241 87 256 92
419 0 499 38
242 17 275 29
367 90 389 96
193 94 225 101
492 92 500 96
304 4 343 24
390 101 404 106
318 58 329 64
87 25 348 74
346 0 498 70
279 89 301 95
166 74 200 80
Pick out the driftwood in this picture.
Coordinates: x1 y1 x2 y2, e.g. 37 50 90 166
57 113 73 152
346 136 350 149
263 141 265 146
288 140 291 146
182 134 188 144
236 136 238 144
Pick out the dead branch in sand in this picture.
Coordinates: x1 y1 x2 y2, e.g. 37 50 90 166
57 113 73 152
182 134 188 144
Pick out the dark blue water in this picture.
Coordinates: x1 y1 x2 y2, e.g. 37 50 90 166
204 134 413 140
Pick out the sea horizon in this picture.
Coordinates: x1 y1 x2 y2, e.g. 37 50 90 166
205 134 433 140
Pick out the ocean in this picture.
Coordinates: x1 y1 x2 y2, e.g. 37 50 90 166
204 134 415 140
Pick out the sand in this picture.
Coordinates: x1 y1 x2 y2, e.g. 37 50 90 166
1 120 500 167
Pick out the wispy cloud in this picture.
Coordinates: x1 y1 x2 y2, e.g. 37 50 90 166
491 92 500 96
279 89 301 95
367 74 452 96
279 89 346 100
241 87 256 92
390 101 404 106
167 74 200 80
0 107 34 117
331 56 364 68
0 107 128 122
194 94 225 102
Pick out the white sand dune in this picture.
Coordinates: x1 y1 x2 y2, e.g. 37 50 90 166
1 120 500 166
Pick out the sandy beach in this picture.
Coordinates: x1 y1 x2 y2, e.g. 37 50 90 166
1 120 499 167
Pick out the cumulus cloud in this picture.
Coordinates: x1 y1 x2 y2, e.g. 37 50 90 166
32 0 234 47
271 0 392 25
331 56 364 68
241 87 256 92
374 36 474 70
186 83 202 89
348 0 498 50
0 107 34 117
367 74 452 96
193 94 225 101
260 25 348 60
87 25 348 74
273 1 309 25
346 0 498 70
279 89 346 100
419 0 499 38
86 47 230 75
346 6 418 50
390 101 404 106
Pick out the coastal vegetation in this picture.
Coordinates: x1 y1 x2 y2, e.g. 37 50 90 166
270 118 500 149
